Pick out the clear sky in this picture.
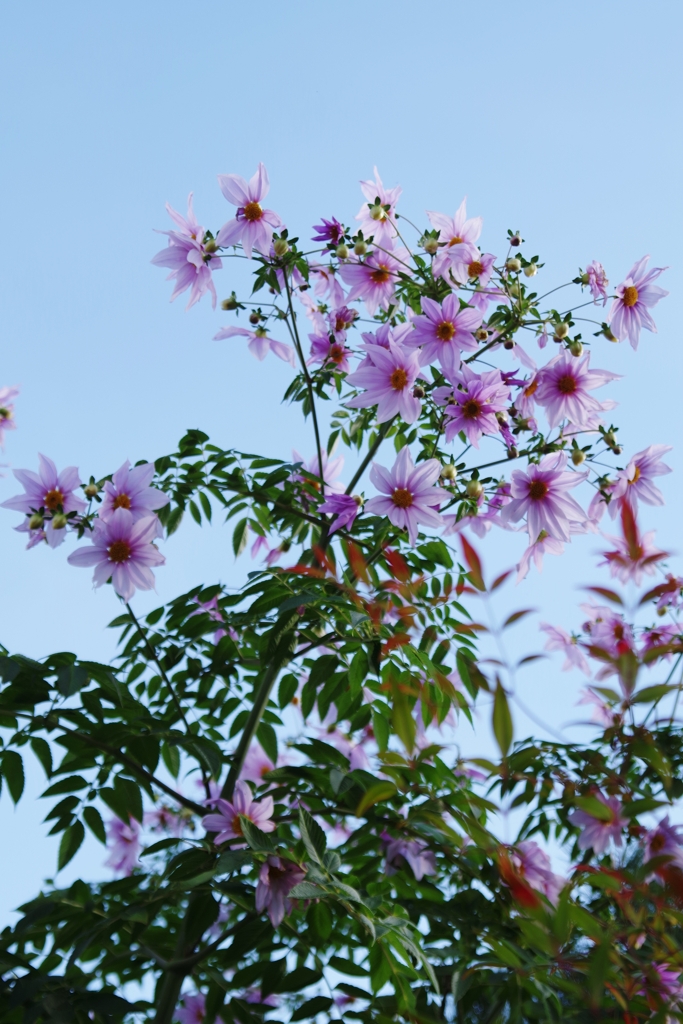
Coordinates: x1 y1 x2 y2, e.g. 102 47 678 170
0 0 681 919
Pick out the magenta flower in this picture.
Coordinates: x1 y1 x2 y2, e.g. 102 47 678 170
500 452 588 542
2 454 86 549
0 385 19 449
599 524 667 585
308 333 352 373
643 816 683 880
105 816 140 875
213 325 295 367
255 856 306 927
216 163 282 258
534 352 619 430
577 689 614 728
100 461 169 524
427 198 482 278
609 444 672 517
585 261 609 305
516 531 565 582
309 263 346 307
201 781 275 844
568 792 627 854
384 836 437 881
175 993 206 1024
540 623 591 676
241 743 275 785
406 294 482 374
327 305 358 340
355 167 402 247
365 447 443 546
512 841 565 905
151 194 222 310
435 366 509 447
338 249 409 316
319 493 361 534
311 216 345 250
608 255 668 350
67 508 165 601
346 340 423 424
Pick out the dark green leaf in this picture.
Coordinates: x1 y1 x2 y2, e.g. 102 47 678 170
57 820 85 870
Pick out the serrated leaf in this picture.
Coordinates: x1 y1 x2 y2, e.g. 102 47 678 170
30 737 52 778
289 881 326 899
57 820 85 871
56 664 89 697
232 518 249 558
299 807 326 862
290 996 333 1021
239 815 275 852
355 782 397 816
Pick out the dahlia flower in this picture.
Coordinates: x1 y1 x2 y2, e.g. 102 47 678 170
608 255 668 350
67 508 165 601
216 162 283 258
365 447 443 545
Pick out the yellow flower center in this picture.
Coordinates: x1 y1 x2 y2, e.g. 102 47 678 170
557 374 577 395
468 260 484 277
390 367 408 391
623 285 638 307
108 540 132 563
392 488 413 509
448 235 464 247
628 465 641 486
112 493 132 510
370 265 390 284
243 201 263 222
462 399 482 419
524 380 539 398
529 480 549 501
44 488 64 511
436 321 455 342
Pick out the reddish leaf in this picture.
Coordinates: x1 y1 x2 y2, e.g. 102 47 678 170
620 502 640 561
503 608 535 628
383 547 410 583
498 850 541 908
460 536 486 591
584 586 623 606
346 541 369 583
491 569 513 591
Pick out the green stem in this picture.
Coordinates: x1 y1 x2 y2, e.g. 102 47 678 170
282 270 325 490
220 656 283 800
344 418 395 497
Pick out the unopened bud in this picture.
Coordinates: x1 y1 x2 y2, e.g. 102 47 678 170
352 494 364 507
613 446 622 455
368 202 385 222
475 328 489 342
507 446 519 459
466 479 483 499
506 258 521 273
503 339 515 350
421 236 439 255
495 410 508 425
554 323 569 340
336 243 350 259
51 513 68 530
604 431 617 448
84 483 99 498
354 239 368 256
508 282 521 298
569 340 583 357
523 263 537 277
510 234 521 247
249 312 261 325
272 238 290 258
603 326 619 343
657 605 667 617
221 294 238 311
571 449 586 466
441 464 457 482
412 384 426 398
204 238 219 254
28 513 44 530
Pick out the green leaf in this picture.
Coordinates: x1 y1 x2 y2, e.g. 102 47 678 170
299 807 326 862
289 881 326 899
57 820 85 870
278 673 298 709
42 775 88 797
141 837 183 856
631 683 676 704
232 517 249 557
166 505 184 536
161 742 181 779
256 721 277 764
2 750 24 803
56 664 89 696
355 782 397 816
30 737 52 778
372 707 390 752
199 491 212 522
276 966 323 992
329 955 368 977
290 996 333 1020
83 805 106 844
493 681 513 757
239 815 275 852
392 688 415 753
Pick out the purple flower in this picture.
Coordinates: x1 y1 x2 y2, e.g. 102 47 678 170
642 816 683 880
568 792 627 854
355 167 402 247
216 163 283 259
365 447 443 546
319 493 361 534
599 526 667 585
241 743 275 785
427 198 482 278
585 261 609 305
175 992 206 1024
608 255 668 350
534 352 619 430
255 856 306 927
2 454 86 549
448 249 497 288
512 841 565 905
213 325 295 367
609 444 672 517
0 385 19 449
100 461 169 524
406 294 482 373
144 805 185 837
292 448 344 496
201 781 275 844
540 623 591 676
435 366 509 447
516 531 565 582
338 249 409 316
312 216 345 250
67 508 165 601
500 452 588 542
308 334 352 373
327 305 358 340
577 688 614 727
105 816 140 875
309 263 346 307
346 340 423 424
151 194 222 310
190 594 228 643
384 836 437 881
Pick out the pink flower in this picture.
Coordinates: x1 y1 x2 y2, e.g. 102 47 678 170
642 816 683 879
384 836 437 881
190 595 228 643
216 163 283 258
311 216 345 251
540 623 591 676
67 508 165 601
448 249 496 288
2 454 86 549
338 249 410 316
427 198 482 278
327 305 358 341
516 531 565 582
319 493 361 534
201 781 275 844
255 856 306 927
105 816 140 875
443 483 512 539
241 743 275 785
213 325 295 367
308 333 352 373
100 461 169 524
175 993 206 1024
435 366 509 447
577 688 614 727
365 447 444 546
511 841 564 905
609 444 672 517
585 261 609 305
640 623 682 659
646 964 683 1003
500 452 588 542
608 255 668 350
534 352 619 430
406 294 482 373
292 448 344 496
144 805 185 837
0 386 19 449
309 263 346 307
355 167 402 247
599 526 667 585
151 194 222 310
346 340 423 424
568 792 627 854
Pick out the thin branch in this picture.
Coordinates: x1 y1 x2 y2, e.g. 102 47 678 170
344 418 395 496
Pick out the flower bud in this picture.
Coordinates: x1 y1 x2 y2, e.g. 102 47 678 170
580 273 590 286
612 446 622 455
510 234 521 247
475 328 489 342
508 282 521 298
336 243 350 259
603 326 619 343
604 431 617 447
466 479 483 499
571 449 586 466
569 340 583 357
506 258 521 273
51 513 68 530
354 239 368 256
352 494 364 507
249 312 261 325
507 446 519 459
503 339 515 350
272 238 290 258
421 236 439 255
412 384 426 399
523 263 537 277
84 483 99 498
204 238 219 254
554 323 569 340
28 513 44 530
221 294 238 311
495 410 508 425
441 464 457 482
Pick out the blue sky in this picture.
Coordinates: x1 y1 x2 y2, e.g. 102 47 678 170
0 0 681 918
